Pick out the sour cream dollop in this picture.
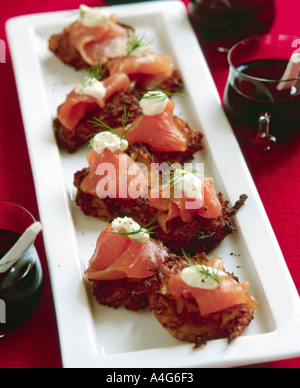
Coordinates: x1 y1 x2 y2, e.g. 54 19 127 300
180 265 229 291
75 78 107 101
92 132 129 154
114 38 151 58
79 5 111 28
173 170 203 201
111 217 150 243
139 91 169 116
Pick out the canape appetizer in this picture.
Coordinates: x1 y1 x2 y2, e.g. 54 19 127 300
74 139 247 255
54 66 142 152
84 217 172 311
78 131 149 202
131 165 247 255
149 253 258 347
87 90 203 163
117 90 203 163
106 46 183 97
49 5 134 69
49 5 183 92
63 85 202 155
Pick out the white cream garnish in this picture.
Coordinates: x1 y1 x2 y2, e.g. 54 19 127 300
113 38 150 58
92 132 129 154
79 5 111 28
75 78 107 101
130 44 150 57
111 217 150 243
173 170 203 201
139 91 169 116
180 266 229 291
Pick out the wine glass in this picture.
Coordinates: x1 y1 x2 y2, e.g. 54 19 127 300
223 34 300 151
0 201 44 336
189 0 276 52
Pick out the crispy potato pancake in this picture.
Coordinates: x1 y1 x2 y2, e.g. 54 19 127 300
148 256 258 347
74 164 247 255
49 26 89 70
49 23 133 70
54 91 142 153
53 80 190 156
90 276 159 311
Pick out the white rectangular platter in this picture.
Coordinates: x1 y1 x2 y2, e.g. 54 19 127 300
6 1 300 368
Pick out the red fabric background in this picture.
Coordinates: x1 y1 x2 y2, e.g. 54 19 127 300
0 0 299 368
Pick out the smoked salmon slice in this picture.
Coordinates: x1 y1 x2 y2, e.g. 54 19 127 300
58 73 130 131
121 100 188 152
169 257 257 316
80 148 149 199
107 52 175 90
84 224 170 281
149 177 222 233
148 254 258 345
108 52 174 77
69 19 129 66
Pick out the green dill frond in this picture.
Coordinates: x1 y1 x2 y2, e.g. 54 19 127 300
87 108 137 143
104 214 159 241
182 250 221 284
126 33 151 57
79 9 86 19
85 132 102 148
140 89 184 102
77 63 106 94
159 163 203 209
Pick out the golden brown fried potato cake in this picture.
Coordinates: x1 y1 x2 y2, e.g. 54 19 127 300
48 22 133 70
131 193 246 256
129 70 184 99
74 165 247 255
49 26 89 70
54 93 202 160
54 92 142 153
148 256 258 347
90 277 157 311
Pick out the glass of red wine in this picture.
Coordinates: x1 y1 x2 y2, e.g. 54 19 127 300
189 0 276 52
0 201 44 336
223 34 300 151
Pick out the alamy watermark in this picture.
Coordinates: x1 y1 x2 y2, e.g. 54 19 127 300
0 299 6 323
292 39 300 63
92 160 206 210
0 39 6 64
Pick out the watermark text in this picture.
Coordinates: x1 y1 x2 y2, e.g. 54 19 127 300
0 39 6 63
0 299 6 323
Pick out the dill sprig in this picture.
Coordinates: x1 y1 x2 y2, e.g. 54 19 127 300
182 250 221 285
87 108 136 145
140 89 184 103
79 9 86 20
159 163 203 210
77 63 106 94
104 214 159 240
126 33 151 57
85 132 102 148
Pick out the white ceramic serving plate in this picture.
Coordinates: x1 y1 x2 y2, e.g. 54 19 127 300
6 1 300 368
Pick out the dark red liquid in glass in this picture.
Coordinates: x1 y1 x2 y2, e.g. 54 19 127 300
0 229 44 334
224 59 300 138
189 0 276 49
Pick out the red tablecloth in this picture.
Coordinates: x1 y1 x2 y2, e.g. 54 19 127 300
0 0 299 369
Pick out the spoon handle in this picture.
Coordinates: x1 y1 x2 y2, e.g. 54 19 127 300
0 222 43 273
